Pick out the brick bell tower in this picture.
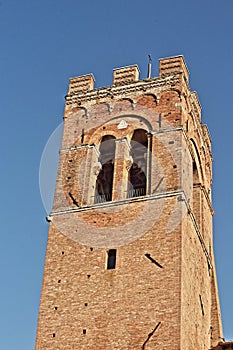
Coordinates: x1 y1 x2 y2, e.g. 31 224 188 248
35 56 223 350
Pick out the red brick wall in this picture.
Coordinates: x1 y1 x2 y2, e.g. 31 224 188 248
35 56 222 350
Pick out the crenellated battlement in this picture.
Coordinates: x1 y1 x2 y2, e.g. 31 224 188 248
66 56 190 102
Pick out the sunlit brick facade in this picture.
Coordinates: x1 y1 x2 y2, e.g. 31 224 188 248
35 56 223 349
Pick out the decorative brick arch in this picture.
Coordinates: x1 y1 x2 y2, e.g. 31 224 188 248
137 93 157 108
113 98 134 113
88 114 152 146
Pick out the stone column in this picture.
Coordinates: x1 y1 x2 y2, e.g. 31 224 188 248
81 145 100 206
112 138 132 201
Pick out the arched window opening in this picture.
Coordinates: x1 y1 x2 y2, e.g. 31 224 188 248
190 138 203 185
95 135 116 203
193 160 199 185
128 129 148 198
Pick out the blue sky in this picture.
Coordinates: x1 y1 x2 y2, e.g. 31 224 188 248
1 1 233 348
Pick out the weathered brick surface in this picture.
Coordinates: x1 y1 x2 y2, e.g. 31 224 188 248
35 56 223 349
113 65 139 85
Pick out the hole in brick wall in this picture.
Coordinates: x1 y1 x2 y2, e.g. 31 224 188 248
67 176 71 180
169 141 174 144
107 249 117 269
61 251 64 255
90 247 93 251
83 329 86 334
173 165 177 168
85 303 88 307
58 280 61 283
81 128 85 143
54 306 58 310
103 126 106 129
52 333 56 338
87 274 91 278
68 159 73 162
167 98 170 101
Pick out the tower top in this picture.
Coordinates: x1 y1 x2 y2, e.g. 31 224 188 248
36 54 223 350
67 55 189 95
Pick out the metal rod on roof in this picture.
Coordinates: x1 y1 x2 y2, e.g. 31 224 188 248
147 54 152 78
